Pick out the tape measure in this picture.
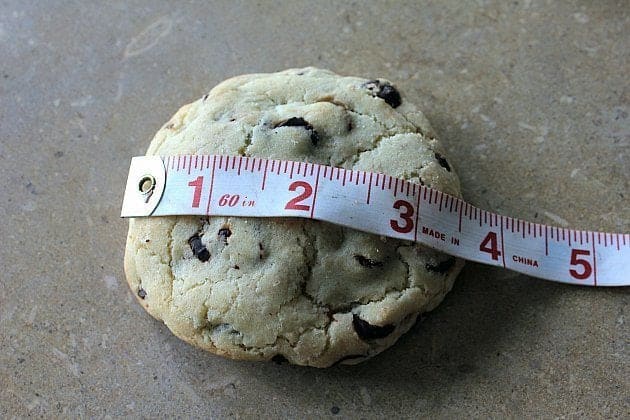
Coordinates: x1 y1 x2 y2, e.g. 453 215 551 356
121 155 629 287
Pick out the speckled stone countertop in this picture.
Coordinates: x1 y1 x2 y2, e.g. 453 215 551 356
1 1 627 417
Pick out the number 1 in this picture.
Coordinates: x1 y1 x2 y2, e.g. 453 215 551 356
188 176 203 208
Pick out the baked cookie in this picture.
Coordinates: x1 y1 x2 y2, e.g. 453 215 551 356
124 67 463 367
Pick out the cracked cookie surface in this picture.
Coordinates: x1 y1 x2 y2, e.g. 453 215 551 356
124 67 464 367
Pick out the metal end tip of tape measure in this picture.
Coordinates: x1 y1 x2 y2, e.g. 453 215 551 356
121 155 629 287
121 156 166 217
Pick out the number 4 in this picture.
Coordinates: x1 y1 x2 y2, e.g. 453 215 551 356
479 231 501 261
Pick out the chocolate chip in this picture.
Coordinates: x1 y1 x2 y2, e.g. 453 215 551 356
352 314 395 340
258 242 265 259
364 80 402 108
271 354 288 364
218 227 231 243
137 288 147 299
274 117 320 146
202 94 209 101
144 239 150 243
377 84 402 108
188 235 210 262
347 120 353 131
434 153 451 172
275 117 308 128
354 254 384 268
233 265 240 270
426 257 456 274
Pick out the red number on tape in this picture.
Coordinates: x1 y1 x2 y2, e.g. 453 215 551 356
285 181 313 211
390 199 414 234
219 194 240 207
569 249 592 280
188 176 203 208
479 231 501 261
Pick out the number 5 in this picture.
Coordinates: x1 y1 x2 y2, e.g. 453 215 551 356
569 249 592 280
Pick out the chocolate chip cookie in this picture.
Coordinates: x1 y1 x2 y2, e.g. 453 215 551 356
124 67 463 367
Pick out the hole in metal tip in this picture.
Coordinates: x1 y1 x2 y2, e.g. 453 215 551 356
138 175 156 195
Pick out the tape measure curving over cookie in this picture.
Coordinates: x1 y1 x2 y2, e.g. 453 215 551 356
122 154 629 287
120 68 628 367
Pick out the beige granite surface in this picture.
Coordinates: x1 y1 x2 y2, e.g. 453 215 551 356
0 1 628 417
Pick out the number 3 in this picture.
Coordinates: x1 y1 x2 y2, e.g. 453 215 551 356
390 200 414 233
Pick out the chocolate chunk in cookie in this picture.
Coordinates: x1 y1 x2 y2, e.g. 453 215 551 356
274 117 320 146
218 227 231 243
188 235 210 262
258 242 265 259
364 80 402 108
354 254 384 268
352 314 395 340
434 153 451 172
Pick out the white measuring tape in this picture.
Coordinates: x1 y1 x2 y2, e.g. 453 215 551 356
121 155 629 287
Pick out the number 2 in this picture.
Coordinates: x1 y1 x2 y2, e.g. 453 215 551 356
285 181 313 211
569 249 592 280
